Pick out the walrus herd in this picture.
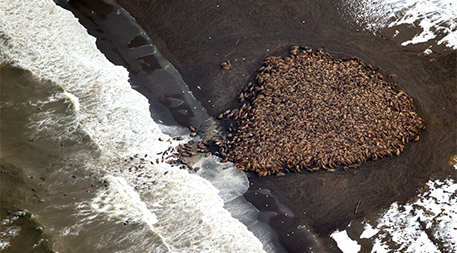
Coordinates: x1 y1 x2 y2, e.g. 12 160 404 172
216 46 425 176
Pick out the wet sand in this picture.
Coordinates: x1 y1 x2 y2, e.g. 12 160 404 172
68 0 456 251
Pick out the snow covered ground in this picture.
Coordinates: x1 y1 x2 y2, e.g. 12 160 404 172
342 0 457 51
332 165 457 252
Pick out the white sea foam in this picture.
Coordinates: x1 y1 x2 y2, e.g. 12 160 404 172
26 91 84 142
342 0 457 50
0 222 21 251
0 211 30 251
63 91 80 111
91 176 158 227
0 1 265 252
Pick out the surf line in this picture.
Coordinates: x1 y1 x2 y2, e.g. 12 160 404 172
62 0 210 129
59 0 308 251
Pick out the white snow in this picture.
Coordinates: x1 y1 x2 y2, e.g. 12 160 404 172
331 229 361 253
363 178 457 252
342 0 457 50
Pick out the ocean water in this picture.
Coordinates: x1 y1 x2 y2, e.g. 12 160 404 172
1 0 456 252
0 1 268 252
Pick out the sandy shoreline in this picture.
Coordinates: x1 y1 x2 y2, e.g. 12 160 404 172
66 0 456 251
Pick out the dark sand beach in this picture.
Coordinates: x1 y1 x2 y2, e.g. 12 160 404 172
65 0 456 251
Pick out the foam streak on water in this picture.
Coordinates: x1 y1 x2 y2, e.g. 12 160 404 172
0 0 265 252
342 0 457 50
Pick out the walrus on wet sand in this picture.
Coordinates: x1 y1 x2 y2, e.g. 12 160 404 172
67 0 457 251
217 47 424 176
